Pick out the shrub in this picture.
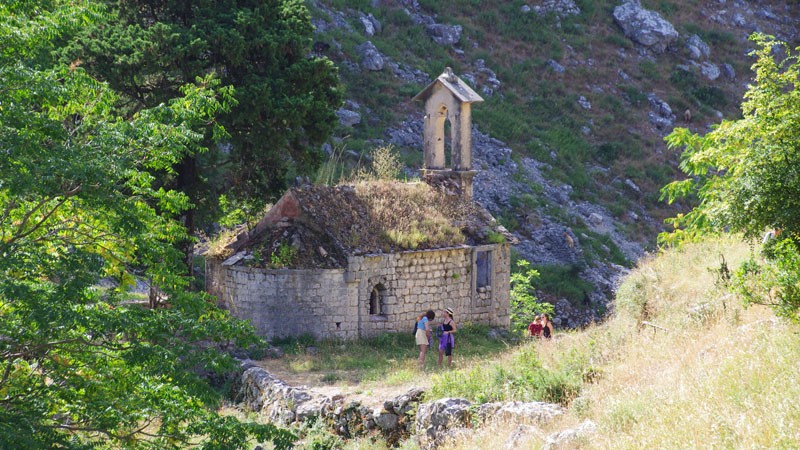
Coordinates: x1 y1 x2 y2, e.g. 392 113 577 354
510 260 554 333
371 144 404 181
691 86 728 109
534 264 596 305
486 230 506 244
270 242 297 268
669 68 697 90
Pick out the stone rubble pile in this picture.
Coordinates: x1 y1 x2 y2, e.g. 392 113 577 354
238 366 583 448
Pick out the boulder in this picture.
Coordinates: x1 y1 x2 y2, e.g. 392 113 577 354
425 23 462 46
613 0 678 53
336 108 361 127
477 401 566 425
374 411 400 431
533 0 581 17
359 12 381 36
721 62 736 79
544 419 598 449
356 41 385 71
647 93 675 130
698 61 721 80
686 34 711 59
415 398 473 448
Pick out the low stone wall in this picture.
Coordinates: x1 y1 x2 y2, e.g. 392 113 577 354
237 365 582 449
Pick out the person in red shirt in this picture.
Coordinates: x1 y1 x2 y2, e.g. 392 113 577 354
528 316 543 337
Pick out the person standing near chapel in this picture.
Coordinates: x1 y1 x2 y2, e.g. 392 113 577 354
416 310 435 369
437 308 457 368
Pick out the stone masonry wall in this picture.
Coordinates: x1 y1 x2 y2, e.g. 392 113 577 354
206 243 511 340
207 263 359 339
352 244 511 338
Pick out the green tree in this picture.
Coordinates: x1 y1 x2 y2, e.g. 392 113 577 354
660 34 800 321
63 0 342 235
510 260 553 333
0 3 293 448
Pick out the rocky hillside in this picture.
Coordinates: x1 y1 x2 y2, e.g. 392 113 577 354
305 0 799 326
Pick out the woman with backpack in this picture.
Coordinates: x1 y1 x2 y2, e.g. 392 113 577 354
415 310 435 369
437 308 457 368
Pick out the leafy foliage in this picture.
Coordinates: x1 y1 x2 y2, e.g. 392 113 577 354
63 0 342 225
509 260 553 333
660 34 800 321
0 2 294 448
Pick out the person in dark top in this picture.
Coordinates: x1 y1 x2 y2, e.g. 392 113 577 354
540 313 553 339
437 308 457 368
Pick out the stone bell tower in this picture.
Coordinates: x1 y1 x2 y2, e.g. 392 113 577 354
413 67 484 199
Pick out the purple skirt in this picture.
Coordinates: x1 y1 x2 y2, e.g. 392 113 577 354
439 333 454 351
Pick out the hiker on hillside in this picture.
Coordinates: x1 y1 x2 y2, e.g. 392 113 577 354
437 308 457 368
528 315 543 337
540 313 553 339
415 310 435 369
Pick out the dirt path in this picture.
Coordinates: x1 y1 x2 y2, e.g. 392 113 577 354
253 358 433 409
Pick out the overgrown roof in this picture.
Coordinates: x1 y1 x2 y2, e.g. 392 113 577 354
210 181 514 269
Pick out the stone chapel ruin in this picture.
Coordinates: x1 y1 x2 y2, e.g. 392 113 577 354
205 68 515 340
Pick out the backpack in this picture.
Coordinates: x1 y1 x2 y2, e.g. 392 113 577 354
435 324 444 338
412 320 418 336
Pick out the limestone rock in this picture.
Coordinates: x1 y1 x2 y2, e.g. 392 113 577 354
389 61 430 84
647 93 675 130
356 41 385 71
374 411 400 431
533 0 581 17
613 0 678 53
721 62 736 79
624 178 641 194
358 12 381 36
686 34 711 59
545 419 598 449
336 108 361 127
504 424 539 450
425 23 462 46
415 398 472 448
698 61 721 80
547 59 566 73
477 401 565 425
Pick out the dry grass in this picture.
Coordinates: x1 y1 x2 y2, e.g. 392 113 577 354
228 237 800 449
292 181 496 254
435 236 800 449
205 226 243 259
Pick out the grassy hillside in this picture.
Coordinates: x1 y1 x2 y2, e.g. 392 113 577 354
423 237 800 449
308 0 791 238
246 237 800 448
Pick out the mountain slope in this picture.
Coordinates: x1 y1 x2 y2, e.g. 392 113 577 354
306 0 800 325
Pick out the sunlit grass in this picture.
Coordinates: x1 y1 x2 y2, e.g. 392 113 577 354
251 237 800 449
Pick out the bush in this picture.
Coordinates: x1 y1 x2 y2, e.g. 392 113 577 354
691 86 728 109
669 68 697 90
534 264 596 305
510 260 554 333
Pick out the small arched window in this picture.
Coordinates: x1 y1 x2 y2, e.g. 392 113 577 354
369 283 387 316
